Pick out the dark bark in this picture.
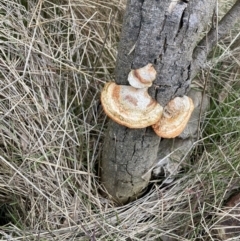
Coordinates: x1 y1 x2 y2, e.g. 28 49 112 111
100 0 240 205
115 0 216 106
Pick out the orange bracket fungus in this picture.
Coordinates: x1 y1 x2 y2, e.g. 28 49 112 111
101 82 163 128
127 63 157 88
101 63 194 134
101 63 163 129
152 96 194 138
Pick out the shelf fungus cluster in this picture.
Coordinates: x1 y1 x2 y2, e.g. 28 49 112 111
101 64 194 138
101 64 163 129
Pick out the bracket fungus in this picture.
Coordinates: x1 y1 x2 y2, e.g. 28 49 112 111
101 82 163 128
127 63 157 88
152 96 194 138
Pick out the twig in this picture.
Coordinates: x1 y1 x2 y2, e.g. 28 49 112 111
192 0 240 78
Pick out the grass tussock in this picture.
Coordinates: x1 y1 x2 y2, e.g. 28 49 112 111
0 0 240 240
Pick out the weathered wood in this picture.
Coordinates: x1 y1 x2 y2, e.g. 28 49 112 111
101 0 217 204
101 122 159 204
192 0 240 78
152 88 209 183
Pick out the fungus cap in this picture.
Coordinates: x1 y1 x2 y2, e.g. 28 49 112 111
101 82 163 128
128 63 157 88
152 96 194 138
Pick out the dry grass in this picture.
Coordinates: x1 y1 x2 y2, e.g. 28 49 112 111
0 0 240 240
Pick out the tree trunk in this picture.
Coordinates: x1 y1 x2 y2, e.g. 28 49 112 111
100 0 240 205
